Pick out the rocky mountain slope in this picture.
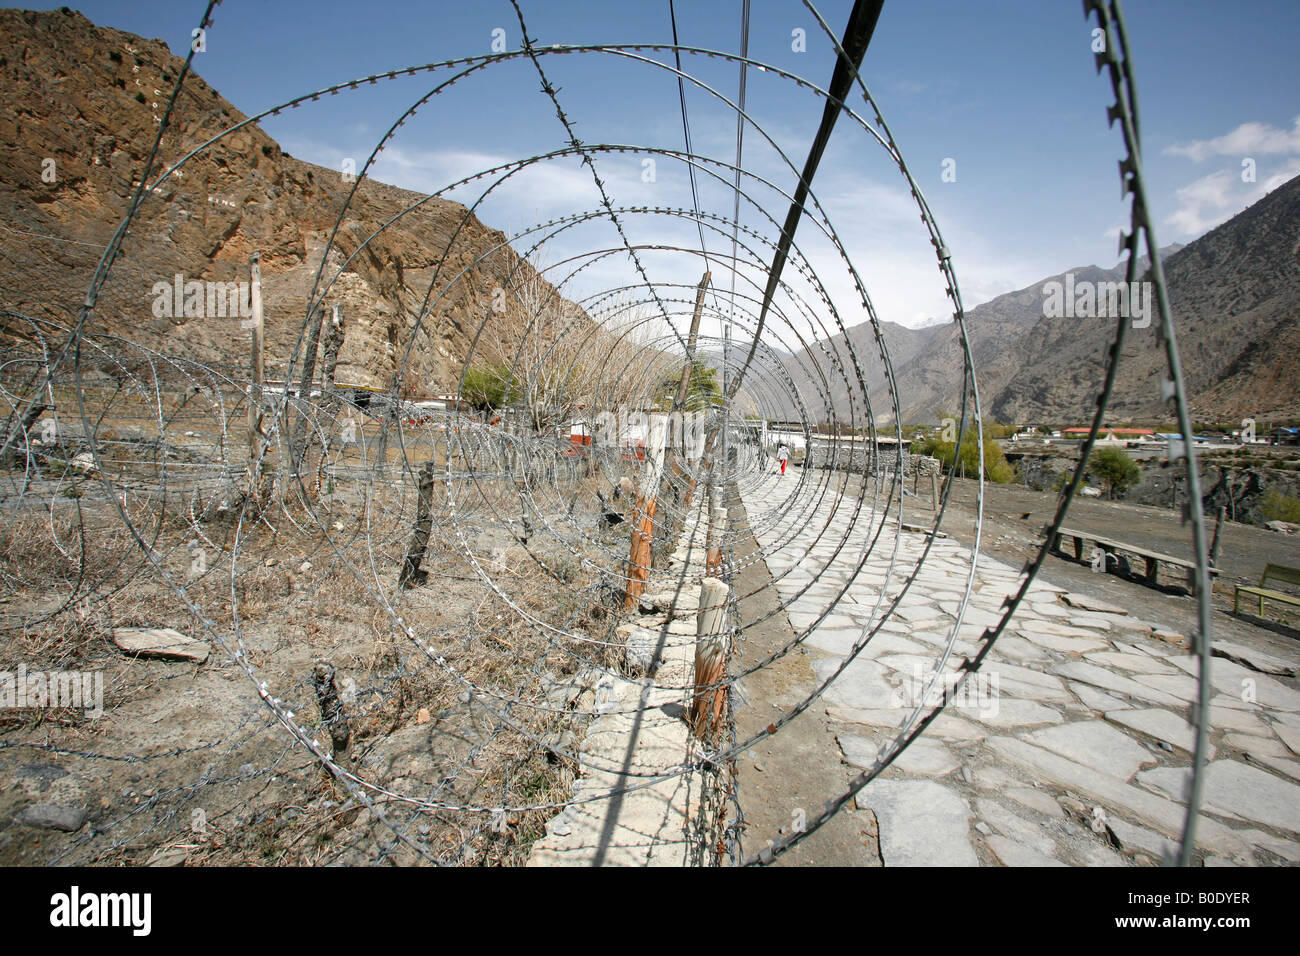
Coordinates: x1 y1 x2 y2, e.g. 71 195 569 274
995 175 1300 424
786 169 1299 426
0 7 561 392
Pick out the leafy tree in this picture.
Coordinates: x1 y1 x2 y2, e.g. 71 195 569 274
461 362 515 416
914 428 1017 483
1087 446 1141 498
985 421 1017 440
659 364 721 413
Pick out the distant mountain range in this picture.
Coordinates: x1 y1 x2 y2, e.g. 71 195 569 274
779 171 1300 426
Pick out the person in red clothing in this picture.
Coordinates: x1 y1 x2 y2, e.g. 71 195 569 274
777 442 790 475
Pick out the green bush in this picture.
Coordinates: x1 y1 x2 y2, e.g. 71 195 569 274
461 362 516 414
1087 446 1141 498
914 429 1017 483
1260 488 1300 523
985 421 1017 440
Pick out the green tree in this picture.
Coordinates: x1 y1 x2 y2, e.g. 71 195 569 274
659 364 721 413
985 421 1017 440
1087 446 1141 498
461 362 515 416
914 428 1017 483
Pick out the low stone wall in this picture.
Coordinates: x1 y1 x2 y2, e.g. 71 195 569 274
1013 451 1300 525
805 439 938 482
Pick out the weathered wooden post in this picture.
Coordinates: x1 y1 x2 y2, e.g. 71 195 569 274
1209 504 1226 568
312 660 350 760
691 577 730 739
398 461 436 588
623 413 667 610
307 305 345 499
705 498 727 578
321 305 344 400
624 496 657 609
246 251 265 489
652 271 710 569
292 305 326 471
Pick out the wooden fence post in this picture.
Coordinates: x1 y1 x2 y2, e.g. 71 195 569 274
623 413 667 610
313 660 350 760
651 271 710 568
706 500 727 578
307 306 345 498
321 304 343 400
292 305 325 471
691 577 730 739
399 461 436 588
623 494 657 610
246 251 265 489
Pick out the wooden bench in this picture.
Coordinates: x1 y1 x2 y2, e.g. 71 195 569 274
1051 526 1220 594
1235 563 1300 616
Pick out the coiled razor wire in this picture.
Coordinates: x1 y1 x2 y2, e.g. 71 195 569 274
0 0 1214 866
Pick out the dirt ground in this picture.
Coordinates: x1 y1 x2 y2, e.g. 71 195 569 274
932 476 1300 656
0 432 623 866
729 493 879 866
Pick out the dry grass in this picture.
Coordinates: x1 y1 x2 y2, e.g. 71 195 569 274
0 448 615 866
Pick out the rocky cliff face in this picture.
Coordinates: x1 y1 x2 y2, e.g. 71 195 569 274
0 7 560 392
993 175 1300 424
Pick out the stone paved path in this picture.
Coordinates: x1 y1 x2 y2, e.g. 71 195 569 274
742 475 1300 866
527 504 711 866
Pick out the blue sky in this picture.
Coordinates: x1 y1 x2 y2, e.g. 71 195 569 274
48 0 1300 339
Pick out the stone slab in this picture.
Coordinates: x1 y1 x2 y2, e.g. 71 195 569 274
112 627 210 663
838 733 958 776
1212 640 1297 678
1028 719 1158 780
1056 662 1186 708
974 698 1063 729
986 835 1066 867
857 778 978 867
977 797 1058 856
986 737 1250 859
1062 592 1129 615
1105 708 1216 758
1137 760 1300 834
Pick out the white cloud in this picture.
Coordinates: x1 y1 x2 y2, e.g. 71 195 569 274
1165 116 1300 161
1164 115 1300 239
277 136 1045 336
1167 156 1300 237
1161 116 1300 238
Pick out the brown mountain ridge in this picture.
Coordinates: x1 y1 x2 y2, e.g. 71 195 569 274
784 174 1299 426
0 7 566 394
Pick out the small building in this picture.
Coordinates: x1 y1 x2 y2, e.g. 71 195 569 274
1062 426 1155 443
